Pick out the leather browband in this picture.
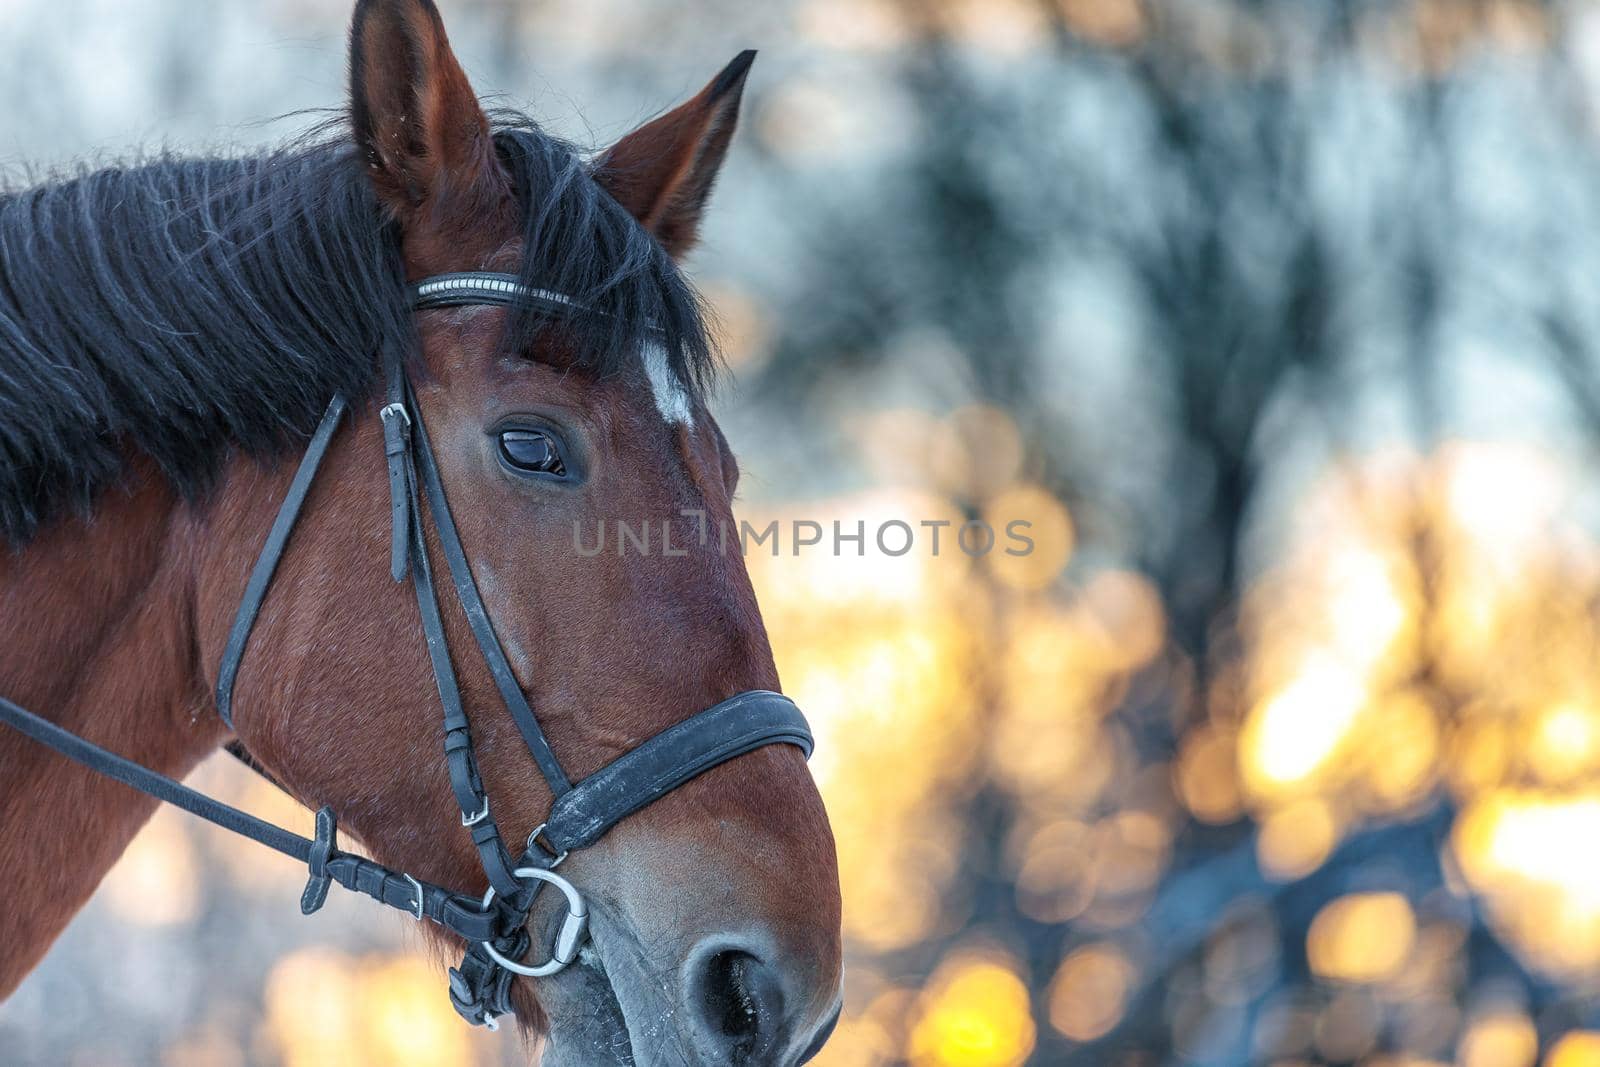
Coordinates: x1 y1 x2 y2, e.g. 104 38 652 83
412 271 580 312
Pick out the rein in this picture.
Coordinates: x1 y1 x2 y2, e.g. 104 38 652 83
0 272 814 1030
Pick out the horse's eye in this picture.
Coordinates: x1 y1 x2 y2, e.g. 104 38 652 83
498 429 567 477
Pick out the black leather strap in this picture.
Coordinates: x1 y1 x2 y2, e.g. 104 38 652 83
380 372 412 583
0 694 500 943
450 935 528 1026
541 690 813 855
407 378 573 797
319 851 503 941
385 376 524 900
216 396 347 728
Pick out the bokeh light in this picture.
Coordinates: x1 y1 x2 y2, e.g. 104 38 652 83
907 952 1036 1067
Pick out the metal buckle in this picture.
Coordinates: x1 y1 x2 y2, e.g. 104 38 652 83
478 867 589 978
525 822 568 867
379 402 411 428
462 798 490 827
403 873 424 921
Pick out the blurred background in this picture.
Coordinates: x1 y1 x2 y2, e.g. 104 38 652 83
8 0 1600 1064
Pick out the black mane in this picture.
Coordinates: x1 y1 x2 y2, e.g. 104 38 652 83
0 116 713 544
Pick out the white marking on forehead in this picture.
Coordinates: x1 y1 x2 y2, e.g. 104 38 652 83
642 342 694 427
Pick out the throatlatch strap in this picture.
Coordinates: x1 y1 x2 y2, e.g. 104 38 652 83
541 690 814 855
216 396 348 729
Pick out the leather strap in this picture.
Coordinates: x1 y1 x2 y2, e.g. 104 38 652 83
381 371 411 582
216 396 347 728
542 690 813 855
412 272 580 313
449 935 528 1027
379 370 524 900
0 694 502 944
406 377 573 797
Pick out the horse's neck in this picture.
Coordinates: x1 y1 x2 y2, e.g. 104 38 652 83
0 461 226 996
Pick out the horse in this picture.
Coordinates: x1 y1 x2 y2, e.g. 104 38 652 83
0 1 843 1062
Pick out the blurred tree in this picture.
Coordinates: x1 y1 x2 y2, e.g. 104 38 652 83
746 0 1600 1063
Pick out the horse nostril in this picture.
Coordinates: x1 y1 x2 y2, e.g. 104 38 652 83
706 951 762 1041
687 946 786 1061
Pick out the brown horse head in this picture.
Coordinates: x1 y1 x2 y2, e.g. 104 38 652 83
0 0 840 1062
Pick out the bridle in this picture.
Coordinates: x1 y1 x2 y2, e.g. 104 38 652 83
0 271 814 1030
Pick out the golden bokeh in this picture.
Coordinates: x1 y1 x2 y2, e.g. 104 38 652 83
1047 943 1136 1041
1305 893 1416 984
735 405 1563 1067
982 483 1073 592
264 949 367 1067
907 952 1037 1067
265 950 478 1067
1452 790 1600 976
1220 442 1600 993
1548 1032 1600 1067
1240 652 1371 797
1459 1012 1539 1067
1175 725 1244 824
1256 797 1339 881
101 806 199 927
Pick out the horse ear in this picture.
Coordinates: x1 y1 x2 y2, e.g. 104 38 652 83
348 0 502 221
594 51 756 259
